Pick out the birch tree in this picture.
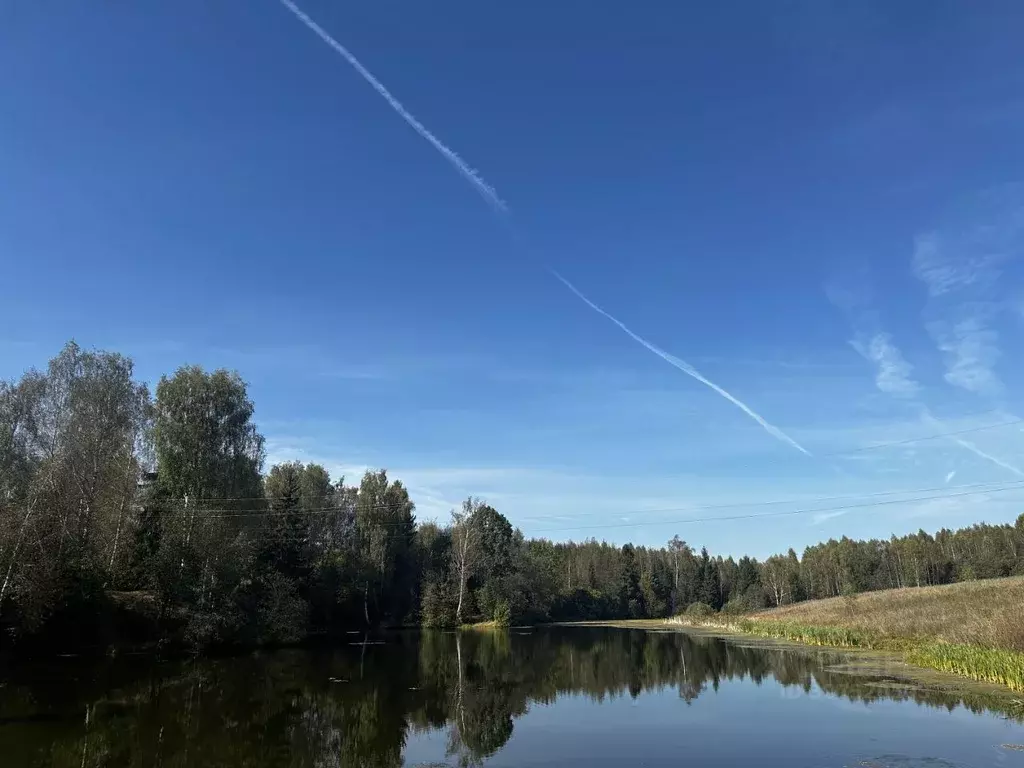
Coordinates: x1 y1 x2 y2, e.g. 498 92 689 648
0 343 149 627
355 470 415 625
450 498 481 625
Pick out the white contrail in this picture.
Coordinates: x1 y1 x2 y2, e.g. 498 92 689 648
552 271 812 456
920 411 1024 477
953 438 1024 478
278 0 807 460
277 0 506 213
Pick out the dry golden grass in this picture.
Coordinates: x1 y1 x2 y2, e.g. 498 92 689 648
751 576 1024 652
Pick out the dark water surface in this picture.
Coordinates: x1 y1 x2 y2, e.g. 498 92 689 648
2 627 1023 767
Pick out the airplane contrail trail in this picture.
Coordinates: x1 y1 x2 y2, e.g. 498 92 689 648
552 271 813 456
278 0 810 459
953 438 1024 478
277 0 507 213
920 410 1024 477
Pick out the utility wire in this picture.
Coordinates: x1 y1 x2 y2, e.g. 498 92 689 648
139 413 1024 507
134 479 1007 520
131 481 1024 544
132 479 1024 530
518 478 1022 523
821 417 1024 457
530 481 1024 533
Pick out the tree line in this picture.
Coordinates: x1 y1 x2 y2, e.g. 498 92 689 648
2 342 1024 651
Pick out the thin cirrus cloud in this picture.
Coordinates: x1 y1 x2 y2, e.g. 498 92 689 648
910 197 1024 397
850 332 1024 477
911 232 1001 298
930 315 1002 396
830 261 1024 478
812 509 850 525
850 332 919 398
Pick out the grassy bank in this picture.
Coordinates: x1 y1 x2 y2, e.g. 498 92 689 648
672 576 1024 692
460 620 504 630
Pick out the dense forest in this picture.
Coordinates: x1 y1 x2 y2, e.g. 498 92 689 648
2 342 1024 652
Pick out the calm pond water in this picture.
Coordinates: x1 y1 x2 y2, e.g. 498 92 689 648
2 627 1023 767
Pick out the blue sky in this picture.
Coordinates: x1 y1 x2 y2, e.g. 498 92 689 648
3 1 1024 557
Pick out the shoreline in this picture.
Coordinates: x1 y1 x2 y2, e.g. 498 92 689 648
569 617 1024 705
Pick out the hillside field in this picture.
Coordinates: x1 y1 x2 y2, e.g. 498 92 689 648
675 577 1024 692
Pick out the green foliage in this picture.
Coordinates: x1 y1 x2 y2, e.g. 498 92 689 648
0 342 150 644
421 580 457 628
735 619 884 650
248 569 309 646
721 593 760 615
684 602 715 618
355 469 416 625
6 340 1024 659
152 366 264 502
907 643 1024 693
492 600 512 627
732 617 1024 693
695 548 722 610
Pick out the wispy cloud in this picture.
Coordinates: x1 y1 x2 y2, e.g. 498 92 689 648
850 332 919 398
277 0 506 212
827 273 920 400
829 260 1023 478
552 270 812 456
812 509 849 524
911 233 1000 298
929 315 1002 396
944 470 956 483
911 196 1024 397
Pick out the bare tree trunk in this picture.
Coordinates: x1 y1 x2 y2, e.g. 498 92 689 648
451 511 476 624
456 632 466 734
0 503 35 616
455 568 466 625
198 558 210 609
180 495 193 574
105 494 130 588
360 632 367 679
79 704 91 768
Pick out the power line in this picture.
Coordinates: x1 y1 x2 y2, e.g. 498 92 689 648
517 478 1021 524
109 411 1024 534
822 417 1024 457
139 481 1024 544
132 479 1024 533
137 478 1010 520
529 481 1024 534
138 417 1024 514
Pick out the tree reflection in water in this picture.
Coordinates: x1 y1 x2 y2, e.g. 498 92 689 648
1 628 1018 767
